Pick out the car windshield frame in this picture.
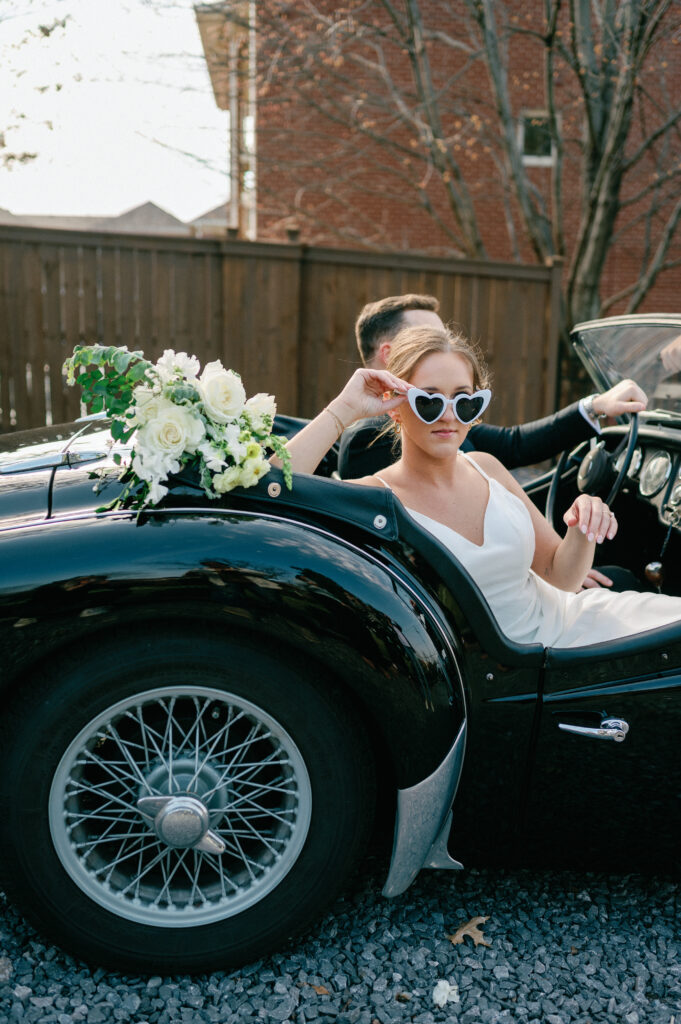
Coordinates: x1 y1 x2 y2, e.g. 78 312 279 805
571 314 681 419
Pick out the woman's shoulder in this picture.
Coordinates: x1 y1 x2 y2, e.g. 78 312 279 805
345 473 392 489
462 450 506 479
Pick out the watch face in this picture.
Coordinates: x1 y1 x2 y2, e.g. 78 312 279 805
640 451 672 497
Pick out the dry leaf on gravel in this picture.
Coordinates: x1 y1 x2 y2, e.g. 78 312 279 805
432 979 460 1007
446 915 491 947
309 984 330 995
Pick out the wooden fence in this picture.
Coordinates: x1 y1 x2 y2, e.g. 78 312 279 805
0 225 562 432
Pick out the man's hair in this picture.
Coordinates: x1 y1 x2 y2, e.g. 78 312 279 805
355 293 440 364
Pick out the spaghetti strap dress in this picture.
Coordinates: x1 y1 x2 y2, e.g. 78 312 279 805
375 453 681 649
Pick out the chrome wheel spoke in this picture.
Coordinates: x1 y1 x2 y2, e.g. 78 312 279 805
49 685 312 927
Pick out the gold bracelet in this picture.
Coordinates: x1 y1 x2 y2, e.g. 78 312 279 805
324 406 346 439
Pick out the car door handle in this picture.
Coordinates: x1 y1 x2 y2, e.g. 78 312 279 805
558 718 629 743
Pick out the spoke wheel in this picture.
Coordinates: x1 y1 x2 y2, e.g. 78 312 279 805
0 632 375 972
50 686 312 926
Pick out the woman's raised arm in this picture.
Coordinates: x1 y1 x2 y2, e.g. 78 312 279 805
275 368 408 476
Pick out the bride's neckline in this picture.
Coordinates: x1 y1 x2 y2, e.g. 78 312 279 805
374 452 493 549
407 487 494 549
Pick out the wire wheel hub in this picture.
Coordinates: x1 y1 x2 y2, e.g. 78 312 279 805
48 685 313 926
155 796 208 847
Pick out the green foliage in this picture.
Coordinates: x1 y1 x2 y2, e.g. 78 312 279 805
63 345 153 421
63 343 293 510
268 434 293 490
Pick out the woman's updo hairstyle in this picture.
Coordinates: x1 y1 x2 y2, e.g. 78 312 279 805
386 324 489 392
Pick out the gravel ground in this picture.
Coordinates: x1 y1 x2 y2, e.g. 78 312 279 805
0 863 679 1024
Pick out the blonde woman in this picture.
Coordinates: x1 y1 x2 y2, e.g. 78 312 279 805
283 325 681 648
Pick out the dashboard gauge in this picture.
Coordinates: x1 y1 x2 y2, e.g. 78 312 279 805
614 446 643 478
639 451 673 498
670 482 681 506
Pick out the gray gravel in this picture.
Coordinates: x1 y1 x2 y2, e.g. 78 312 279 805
0 863 679 1024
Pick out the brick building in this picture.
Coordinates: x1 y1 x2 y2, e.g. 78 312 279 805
196 1 681 327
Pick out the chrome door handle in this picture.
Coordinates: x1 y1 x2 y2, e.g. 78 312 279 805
558 718 629 743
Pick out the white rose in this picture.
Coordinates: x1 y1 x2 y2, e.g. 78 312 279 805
245 392 277 430
198 361 246 423
138 399 205 457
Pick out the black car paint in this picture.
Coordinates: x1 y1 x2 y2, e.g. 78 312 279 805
2 349 681 874
1 463 464 791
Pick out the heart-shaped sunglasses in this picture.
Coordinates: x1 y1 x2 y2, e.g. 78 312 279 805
406 387 492 425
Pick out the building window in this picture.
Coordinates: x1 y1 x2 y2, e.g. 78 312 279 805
518 112 555 167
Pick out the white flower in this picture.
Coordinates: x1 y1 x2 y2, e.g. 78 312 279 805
129 386 162 426
432 980 460 1008
155 349 200 384
198 361 246 423
198 440 227 473
137 399 205 458
132 450 180 485
213 465 243 494
239 454 270 488
147 479 170 505
245 392 277 431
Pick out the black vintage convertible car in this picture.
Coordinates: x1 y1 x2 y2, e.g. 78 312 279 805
0 315 680 974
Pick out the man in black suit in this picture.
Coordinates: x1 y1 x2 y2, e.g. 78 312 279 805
338 294 648 590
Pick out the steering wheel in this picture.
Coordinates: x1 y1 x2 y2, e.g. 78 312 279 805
545 413 639 527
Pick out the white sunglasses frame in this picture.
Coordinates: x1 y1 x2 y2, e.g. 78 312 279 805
406 386 492 425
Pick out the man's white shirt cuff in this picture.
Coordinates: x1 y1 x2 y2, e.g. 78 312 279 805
579 395 603 434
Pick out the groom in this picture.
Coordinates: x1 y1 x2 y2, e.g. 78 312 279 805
338 293 648 591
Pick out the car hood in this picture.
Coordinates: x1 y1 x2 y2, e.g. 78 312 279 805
0 419 115 525
572 314 681 421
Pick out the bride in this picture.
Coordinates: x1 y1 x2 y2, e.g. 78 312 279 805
283 324 681 648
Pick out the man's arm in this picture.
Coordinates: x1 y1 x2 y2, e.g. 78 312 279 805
337 416 397 478
467 402 592 469
468 380 647 469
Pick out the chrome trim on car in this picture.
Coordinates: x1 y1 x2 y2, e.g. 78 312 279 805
0 453 68 474
382 720 465 897
558 717 629 742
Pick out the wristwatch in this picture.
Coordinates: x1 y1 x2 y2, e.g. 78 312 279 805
582 394 606 421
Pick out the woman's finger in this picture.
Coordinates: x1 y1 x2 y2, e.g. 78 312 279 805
594 503 612 543
606 510 618 540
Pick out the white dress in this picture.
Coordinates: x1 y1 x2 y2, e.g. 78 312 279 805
378 453 681 649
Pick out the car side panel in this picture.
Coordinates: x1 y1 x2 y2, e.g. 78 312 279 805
0 508 463 790
524 634 681 870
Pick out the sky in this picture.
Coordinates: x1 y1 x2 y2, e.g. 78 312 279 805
0 0 230 222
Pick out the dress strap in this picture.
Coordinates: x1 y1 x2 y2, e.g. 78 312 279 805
459 451 491 482
373 474 393 490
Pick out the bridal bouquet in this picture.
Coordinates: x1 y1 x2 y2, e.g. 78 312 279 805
63 344 292 512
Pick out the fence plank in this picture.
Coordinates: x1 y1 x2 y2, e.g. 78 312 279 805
0 226 560 433
23 243 47 427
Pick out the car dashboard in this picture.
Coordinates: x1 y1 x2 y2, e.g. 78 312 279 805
612 415 681 528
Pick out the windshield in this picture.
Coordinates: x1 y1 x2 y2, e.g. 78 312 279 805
572 316 681 418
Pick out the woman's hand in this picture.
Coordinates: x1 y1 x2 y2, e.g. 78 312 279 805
563 494 618 544
278 369 409 477
327 368 409 429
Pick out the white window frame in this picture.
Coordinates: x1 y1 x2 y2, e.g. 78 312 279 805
518 111 556 167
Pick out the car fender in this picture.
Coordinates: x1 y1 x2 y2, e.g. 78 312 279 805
0 507 464 792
